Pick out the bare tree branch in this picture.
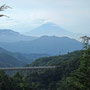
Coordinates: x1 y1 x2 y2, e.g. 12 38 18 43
0 4 11 11
0 4 11 17
0 14 9 18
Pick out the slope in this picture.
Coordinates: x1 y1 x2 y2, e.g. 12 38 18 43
0 47 26 67
27 22 78 38
0 29 37 42
0 36 82 55
30 50 83 67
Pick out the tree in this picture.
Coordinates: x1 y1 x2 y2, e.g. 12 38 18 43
0 4 11 17
11 72 30 90
0 70 11 90
59 48 90 90
11 72 23 90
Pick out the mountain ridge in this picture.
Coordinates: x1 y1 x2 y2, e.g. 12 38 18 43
0 35 82 55
0 47 26 67
0 46 49 65
0 29 38 42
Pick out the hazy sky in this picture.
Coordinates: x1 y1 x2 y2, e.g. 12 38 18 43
0 0 90 34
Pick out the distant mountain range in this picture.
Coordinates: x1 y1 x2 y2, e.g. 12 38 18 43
0 26 83 67
0 47 49 67
0 29 37 42
0 35 82 55
26 22 80 38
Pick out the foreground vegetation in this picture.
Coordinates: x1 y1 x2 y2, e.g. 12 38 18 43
0 49 90 90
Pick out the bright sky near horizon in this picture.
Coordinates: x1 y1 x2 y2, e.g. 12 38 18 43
0 0 90 34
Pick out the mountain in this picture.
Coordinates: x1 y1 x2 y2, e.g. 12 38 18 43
29 50 82 66
0 47 26 67
26 22 77 38
0 36 82 55
0 47 9 53
12 53 49 63
0 29 37 42
0 53 25 68
0 47 49 66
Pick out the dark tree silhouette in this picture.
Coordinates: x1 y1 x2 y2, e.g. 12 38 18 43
0 4 11 17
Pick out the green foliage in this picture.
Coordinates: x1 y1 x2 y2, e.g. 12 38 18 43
11 72 30 90
25 50 83 90
0 70 12 90
59 48 90 90
0 50 89 90
0 53 24 67
29 50 82 67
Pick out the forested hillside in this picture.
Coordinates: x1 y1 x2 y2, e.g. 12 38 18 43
0 53 25 67
0 50 83 89
0 49 90 90
0 46 49 67
24 50 83 90
29 50 83 66
0 47 26 67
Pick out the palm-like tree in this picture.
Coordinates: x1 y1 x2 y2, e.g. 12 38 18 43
0 4 11 17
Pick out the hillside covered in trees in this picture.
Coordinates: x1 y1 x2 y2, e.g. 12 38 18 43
29 50 82 67
0 47 50 67
0 49 90 90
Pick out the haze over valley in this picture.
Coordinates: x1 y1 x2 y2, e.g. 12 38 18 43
0 23 82 67
0 22 84 67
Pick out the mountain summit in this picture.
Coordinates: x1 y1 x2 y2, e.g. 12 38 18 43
27 22 75 37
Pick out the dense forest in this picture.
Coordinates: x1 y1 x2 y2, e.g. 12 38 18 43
0 48 90 90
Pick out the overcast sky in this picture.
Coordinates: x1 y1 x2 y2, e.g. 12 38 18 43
0 0 90 34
